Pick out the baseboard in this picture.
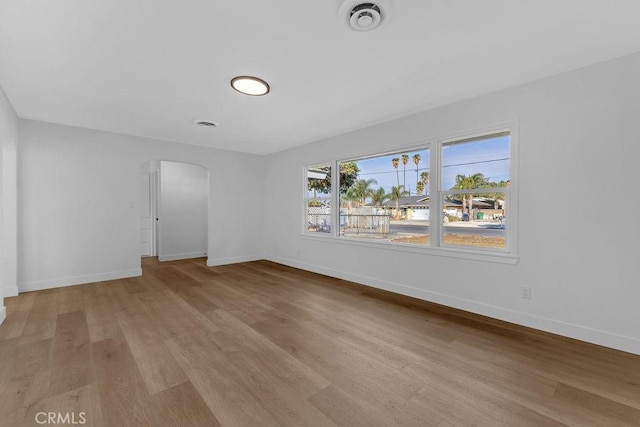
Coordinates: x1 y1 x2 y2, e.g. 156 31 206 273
3 286 18 298
207 254 263 267
265 254 640 356
20 268 142 293
158 252 206 262
0 306 6 325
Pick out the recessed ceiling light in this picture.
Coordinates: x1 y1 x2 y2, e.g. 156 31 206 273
193 119 219 128
230 76 270 96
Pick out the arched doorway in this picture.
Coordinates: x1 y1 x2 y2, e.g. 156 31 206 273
141 160 209 261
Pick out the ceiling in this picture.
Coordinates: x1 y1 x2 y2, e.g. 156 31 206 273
1 1 640 155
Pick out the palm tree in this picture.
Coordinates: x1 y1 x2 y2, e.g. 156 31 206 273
388 185 409 219
401 154 409 192
348 178 378 206
420 171 429 196
391 157 400 187
342 186 359 209
370 187 387 207
413 153 421 193
416 181 425 195
452 173 488 216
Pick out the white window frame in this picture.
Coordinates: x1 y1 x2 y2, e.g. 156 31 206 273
432 123 517 259
301 122 518 264
303 163 336 237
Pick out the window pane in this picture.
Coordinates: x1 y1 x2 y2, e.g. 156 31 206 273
442 192 507 249
339 148 430 245
441 132 510 191
307 164 331 198
307 199 332 233
306 164 332 234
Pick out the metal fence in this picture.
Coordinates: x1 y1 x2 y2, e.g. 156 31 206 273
307 206 331 233
308 207 392 236
340 208 391 236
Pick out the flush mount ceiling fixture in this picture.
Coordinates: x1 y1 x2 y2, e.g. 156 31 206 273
230 76 270 96
338 0 392 32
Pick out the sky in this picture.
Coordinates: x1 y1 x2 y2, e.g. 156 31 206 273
356 149 430 195
307 134 510 198
350 134 510 195
440 134 510 189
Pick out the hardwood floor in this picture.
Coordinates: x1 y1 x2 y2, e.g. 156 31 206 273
1 257 639 426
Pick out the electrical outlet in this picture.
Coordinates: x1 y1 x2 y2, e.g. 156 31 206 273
521 287 532 299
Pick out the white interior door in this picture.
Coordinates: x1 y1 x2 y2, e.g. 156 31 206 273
150 170 159 257
140 171 151 257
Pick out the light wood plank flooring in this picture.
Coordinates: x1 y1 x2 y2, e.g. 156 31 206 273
1 257 639 426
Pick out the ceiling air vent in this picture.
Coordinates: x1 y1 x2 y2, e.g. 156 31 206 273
350 3 382 31
338 0 392 32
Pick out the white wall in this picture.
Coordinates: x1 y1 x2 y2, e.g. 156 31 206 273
0 83 18 325
158 161 208 261
263 52 640 355
18 120 264 292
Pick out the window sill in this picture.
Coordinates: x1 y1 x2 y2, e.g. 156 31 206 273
300 233 518 264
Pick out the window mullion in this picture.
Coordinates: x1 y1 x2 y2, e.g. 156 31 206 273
332 159 339 237
431 141 441 247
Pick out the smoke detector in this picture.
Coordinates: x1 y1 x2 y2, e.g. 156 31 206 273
338 0 392 32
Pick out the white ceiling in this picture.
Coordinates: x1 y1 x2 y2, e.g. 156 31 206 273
1 1 640 155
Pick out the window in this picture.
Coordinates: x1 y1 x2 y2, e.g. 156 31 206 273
338 148 430 244
440 131 511 251
306 164 332 233
303 125 516 261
